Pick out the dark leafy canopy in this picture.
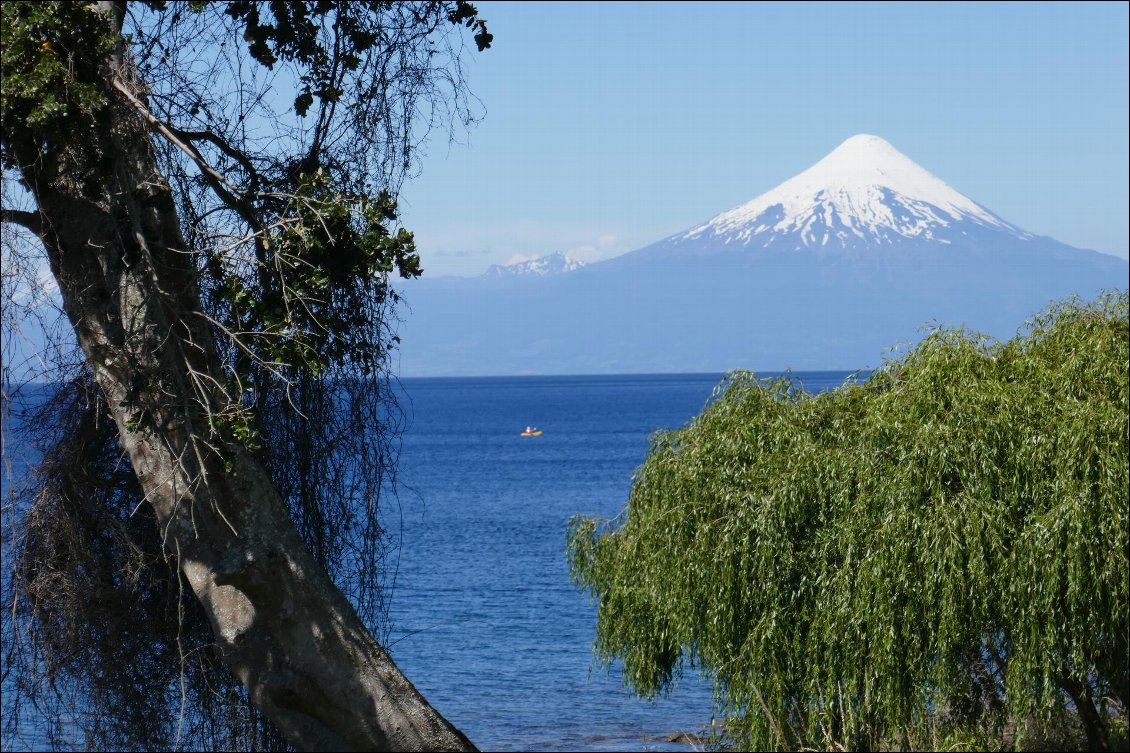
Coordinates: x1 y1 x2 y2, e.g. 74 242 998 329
3 0 491 378
569 293 1129 751
2 1 488 750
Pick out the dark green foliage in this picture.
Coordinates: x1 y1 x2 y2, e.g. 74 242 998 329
221 0 489 117
3 1 489 749
569 293 1129 750
0 1 117 192
210 171 419 379
448 1 494 51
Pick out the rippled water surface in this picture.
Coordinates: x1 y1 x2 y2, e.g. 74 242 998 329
387 372 856 751
2 371 858 751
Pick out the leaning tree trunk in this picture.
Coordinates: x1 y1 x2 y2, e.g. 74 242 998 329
13 4 475 751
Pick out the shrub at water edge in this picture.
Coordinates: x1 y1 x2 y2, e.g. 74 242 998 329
569 292 1128 751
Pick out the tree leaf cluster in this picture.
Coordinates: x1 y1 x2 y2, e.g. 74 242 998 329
210 170 420 379
0 1 117 194
219 1 488 118
224 0 375 115
568 293 1129 751
447 1 493 51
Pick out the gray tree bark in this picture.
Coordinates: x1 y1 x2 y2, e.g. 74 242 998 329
1062 675 1109 753
13 3 475 750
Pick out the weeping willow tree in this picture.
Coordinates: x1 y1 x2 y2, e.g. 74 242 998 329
2 1 491 750
569 293 1129 752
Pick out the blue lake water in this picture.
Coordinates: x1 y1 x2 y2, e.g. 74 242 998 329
386 371 857 751
1 370 858 751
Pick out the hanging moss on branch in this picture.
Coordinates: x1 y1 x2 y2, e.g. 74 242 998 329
3 1 492 749
569 292 1129 751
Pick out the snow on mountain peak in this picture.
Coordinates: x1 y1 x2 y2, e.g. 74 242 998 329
482 252 586 278
684 135 1030 249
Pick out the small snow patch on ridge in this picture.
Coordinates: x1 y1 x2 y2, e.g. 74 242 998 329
482 252 587 278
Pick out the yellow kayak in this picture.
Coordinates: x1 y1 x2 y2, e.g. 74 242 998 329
520 429 543 437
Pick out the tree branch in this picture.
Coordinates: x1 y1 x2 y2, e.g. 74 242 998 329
1 208 42 234
168 124 260 193
111 78 264 238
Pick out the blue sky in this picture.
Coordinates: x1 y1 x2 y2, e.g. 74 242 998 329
395 1 1130 277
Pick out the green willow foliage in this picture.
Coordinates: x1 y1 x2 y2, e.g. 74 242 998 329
569 293 1129 751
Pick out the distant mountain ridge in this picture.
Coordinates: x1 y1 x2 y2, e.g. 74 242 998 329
482 251 586 278
398 135 1127 376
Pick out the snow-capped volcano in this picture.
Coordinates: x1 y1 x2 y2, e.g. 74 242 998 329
399 135 1126 376
678 134 1030 251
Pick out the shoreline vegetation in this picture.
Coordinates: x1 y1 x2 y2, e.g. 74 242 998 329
657 712 1129 752
570 293 1129 753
